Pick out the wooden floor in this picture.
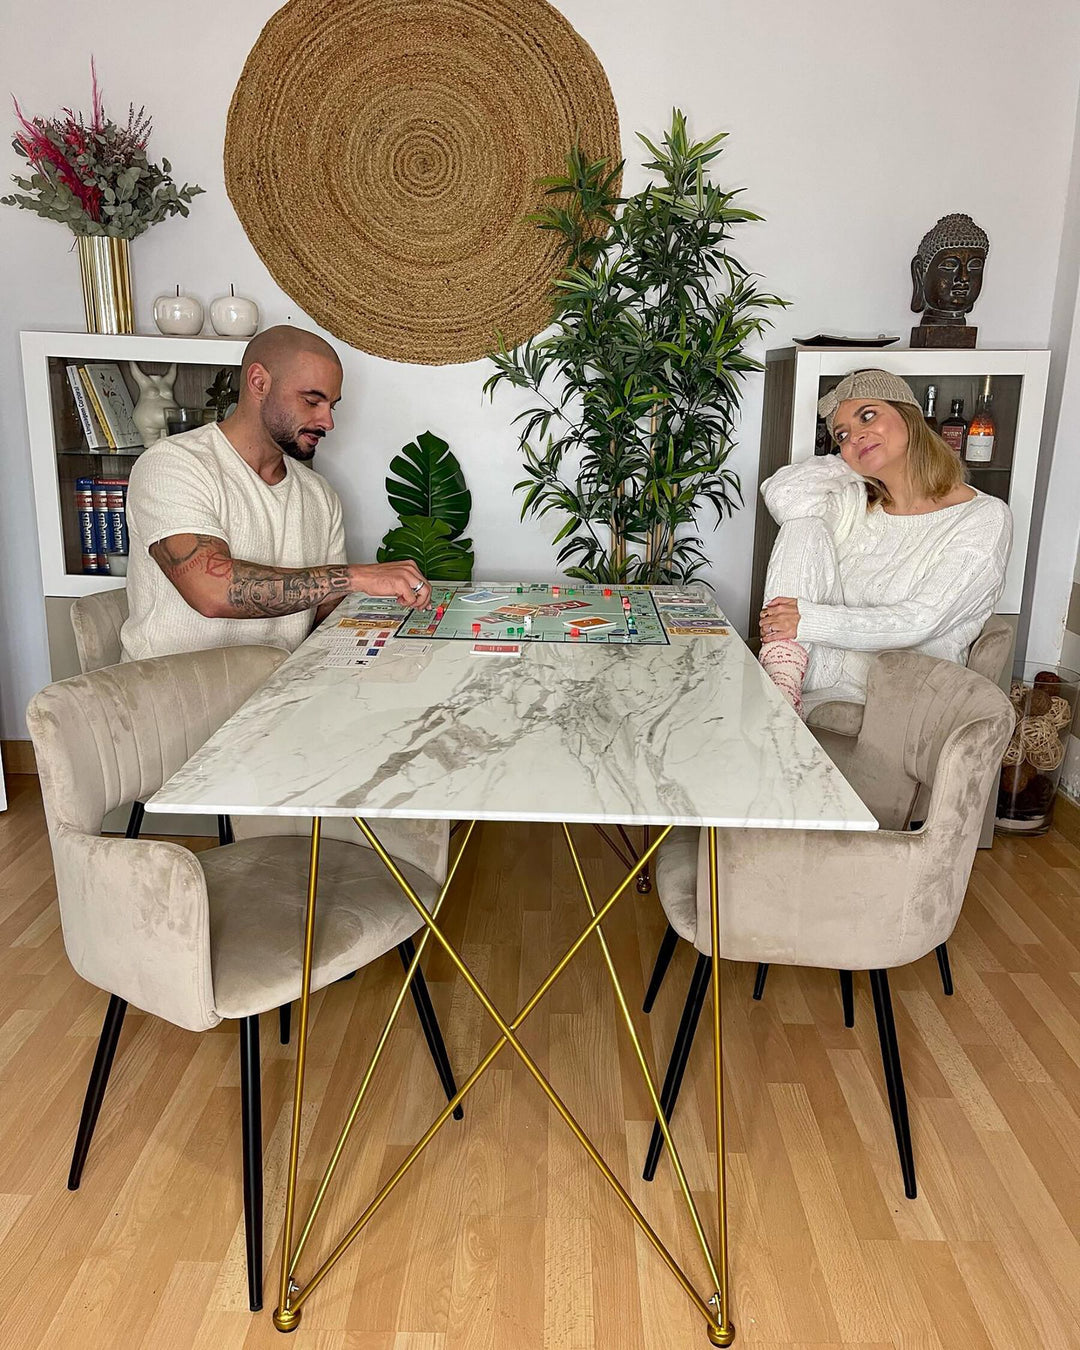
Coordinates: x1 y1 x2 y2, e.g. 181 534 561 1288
2 774 1080 1349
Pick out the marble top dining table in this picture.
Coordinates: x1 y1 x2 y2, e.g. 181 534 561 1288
145 589 877 833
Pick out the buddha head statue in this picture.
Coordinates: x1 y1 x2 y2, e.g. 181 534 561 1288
910 213 989 326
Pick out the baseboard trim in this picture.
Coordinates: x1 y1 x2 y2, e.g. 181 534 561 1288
1 740 36 775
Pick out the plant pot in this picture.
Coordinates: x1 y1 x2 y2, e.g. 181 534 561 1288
77 235 134 334
995 662 1080 836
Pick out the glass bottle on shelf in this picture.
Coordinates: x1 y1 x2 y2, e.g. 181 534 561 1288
940 398 967 455
965 377 996 464
922 383 939 433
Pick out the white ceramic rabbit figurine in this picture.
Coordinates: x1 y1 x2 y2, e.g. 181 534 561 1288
128 362 179 448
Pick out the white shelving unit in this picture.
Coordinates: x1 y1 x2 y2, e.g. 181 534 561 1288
21 333 247 833
750 346 1051 625
21 331 247 603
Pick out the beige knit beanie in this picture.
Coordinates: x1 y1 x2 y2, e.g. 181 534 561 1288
818 369 922 435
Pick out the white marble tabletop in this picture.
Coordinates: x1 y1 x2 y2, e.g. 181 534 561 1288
145 587 877 831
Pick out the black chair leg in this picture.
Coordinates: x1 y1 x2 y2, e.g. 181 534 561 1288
278 1004 291 1045
839 970 855 1028
397 939 463 1121
752 962 769 1001
239 1014 263 1312
935 943 954 996
125 802 145 839
68 993 128 1190
636 824 653 894
643 924 680 1014
643 953 712 1181
869 969 917 1199
217 814 234 846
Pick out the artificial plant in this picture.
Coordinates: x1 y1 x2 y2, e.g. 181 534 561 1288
377 430 474 581
1 60 202 238
484 108 785 584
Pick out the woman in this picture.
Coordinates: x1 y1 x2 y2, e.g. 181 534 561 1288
758 368 1012 716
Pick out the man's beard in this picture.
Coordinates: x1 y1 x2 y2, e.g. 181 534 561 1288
265 407 324 462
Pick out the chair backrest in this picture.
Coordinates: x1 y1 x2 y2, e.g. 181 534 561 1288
71 588 129 673
26 646 288 1029
690 652 1016 970
966 613 1012 684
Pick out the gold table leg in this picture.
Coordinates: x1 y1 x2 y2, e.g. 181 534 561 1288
274 817 734 1344
707 826 734 1346
273 817 322 1333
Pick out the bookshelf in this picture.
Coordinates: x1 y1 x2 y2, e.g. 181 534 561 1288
750 346 1051 630
21 332 247 604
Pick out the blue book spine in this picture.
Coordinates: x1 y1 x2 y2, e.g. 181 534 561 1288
75 476 105 573
103 479 129 554
91 481 111 557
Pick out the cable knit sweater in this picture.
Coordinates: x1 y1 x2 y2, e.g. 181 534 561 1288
761 457 1013 707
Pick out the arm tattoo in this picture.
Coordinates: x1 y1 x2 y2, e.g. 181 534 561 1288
226 564 352 617
151 534 351 618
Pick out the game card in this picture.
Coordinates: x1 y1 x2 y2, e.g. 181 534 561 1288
471 642 522 657
666 624 730 636
565 615 616 630
459 589 511 604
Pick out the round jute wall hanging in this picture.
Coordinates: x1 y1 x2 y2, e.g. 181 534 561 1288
224 0 620 365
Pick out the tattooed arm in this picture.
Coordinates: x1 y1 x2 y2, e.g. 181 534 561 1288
148 534 431 617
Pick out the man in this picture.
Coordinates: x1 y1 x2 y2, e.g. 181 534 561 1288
121 325 430 661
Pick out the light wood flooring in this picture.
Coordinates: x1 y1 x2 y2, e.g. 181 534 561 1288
2 772 1080 1349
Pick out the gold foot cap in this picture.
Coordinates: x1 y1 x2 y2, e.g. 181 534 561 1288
273 1305 302 1333
707 1321 735 1347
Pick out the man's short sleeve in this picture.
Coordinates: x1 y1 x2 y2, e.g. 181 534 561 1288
127 443 227 551
326 488 346 565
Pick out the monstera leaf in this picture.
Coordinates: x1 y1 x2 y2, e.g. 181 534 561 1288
377 516 474 582
386 431 471 540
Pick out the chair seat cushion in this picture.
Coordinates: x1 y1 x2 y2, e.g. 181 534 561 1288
202 836 434 1018
654 828 698 943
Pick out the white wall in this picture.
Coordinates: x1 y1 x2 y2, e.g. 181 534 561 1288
2 0 1080 735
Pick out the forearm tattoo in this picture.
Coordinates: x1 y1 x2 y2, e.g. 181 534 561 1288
150 534 351 618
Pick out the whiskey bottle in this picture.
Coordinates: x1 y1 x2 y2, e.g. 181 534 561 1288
940 398 967 455
922 383 940 433
965 377 996 464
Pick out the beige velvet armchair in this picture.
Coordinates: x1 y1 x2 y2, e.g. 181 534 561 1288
26 646 461 1311
641 652 1014 1198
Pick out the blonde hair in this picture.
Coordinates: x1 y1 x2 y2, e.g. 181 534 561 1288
856 402 967 509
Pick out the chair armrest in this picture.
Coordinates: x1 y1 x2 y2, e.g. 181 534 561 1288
53 829 218 1032
805 700 864 737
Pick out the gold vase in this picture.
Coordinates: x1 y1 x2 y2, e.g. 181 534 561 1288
76 235 134 334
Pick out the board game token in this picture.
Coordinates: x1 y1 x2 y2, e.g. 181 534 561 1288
603 588 612 597
435 606 445 619
472 622 481 635
551 586 560 597
569 625 580 637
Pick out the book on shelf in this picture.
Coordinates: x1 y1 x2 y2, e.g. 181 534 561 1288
74 474 128 574
75 476 107 574
65 365 109 450
78 368 117 449
80 362 143 449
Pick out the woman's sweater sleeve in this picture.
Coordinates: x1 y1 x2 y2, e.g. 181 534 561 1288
760 457 866 537
797 500 1013 651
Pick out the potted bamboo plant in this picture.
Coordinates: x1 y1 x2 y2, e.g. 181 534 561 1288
485 109 784 584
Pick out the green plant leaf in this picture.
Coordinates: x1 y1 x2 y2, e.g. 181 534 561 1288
376 516 474 582
385 431 472 540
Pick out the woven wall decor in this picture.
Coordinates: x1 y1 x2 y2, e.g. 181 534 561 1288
225 0 620 365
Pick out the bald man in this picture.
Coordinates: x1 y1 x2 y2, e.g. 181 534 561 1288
121 325 430 661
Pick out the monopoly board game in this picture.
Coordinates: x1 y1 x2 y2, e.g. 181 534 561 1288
398 582 670 644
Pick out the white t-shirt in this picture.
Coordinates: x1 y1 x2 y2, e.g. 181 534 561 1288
121 423 346 661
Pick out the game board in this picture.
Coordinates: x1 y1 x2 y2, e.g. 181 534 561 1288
397 583 671 644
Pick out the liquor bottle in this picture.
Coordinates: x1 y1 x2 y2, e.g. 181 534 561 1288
965 377 996 464
922 383 939 433
940 398 967 455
